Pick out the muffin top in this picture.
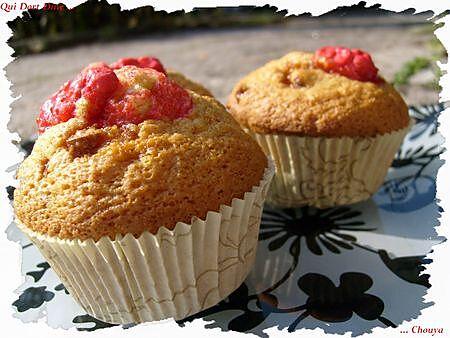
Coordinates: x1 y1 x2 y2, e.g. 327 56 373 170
227 48 409 137
15 64 267 241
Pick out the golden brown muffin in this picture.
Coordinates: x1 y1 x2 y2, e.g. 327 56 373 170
167 70 213 97
227 51 409 137
14 68 267 241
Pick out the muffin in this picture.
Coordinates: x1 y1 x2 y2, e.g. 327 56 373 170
227 46 411 208
14 61 273 324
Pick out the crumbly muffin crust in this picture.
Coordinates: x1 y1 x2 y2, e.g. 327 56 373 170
14 93 267 241
167 70 213 97
227 52 409 137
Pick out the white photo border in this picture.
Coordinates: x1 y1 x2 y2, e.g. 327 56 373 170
0 1 448 337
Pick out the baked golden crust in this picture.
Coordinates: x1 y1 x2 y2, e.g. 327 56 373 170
14 93 267 241
227 52 409 137
167 70 213 97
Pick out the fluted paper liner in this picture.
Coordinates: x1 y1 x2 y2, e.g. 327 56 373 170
18 159 275 324
249 122 412 208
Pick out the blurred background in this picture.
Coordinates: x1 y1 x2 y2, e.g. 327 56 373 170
7 1 448 139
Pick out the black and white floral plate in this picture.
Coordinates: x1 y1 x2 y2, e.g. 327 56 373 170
7 104 444 336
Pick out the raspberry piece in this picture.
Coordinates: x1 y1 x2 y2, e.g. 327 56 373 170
37 63 120 133
313 46 382 83
149 73 194 120
110 56 166 74
80 63 121 123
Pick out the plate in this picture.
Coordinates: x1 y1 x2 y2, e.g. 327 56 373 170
7 104 444 335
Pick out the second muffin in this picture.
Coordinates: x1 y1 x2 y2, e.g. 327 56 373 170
228 47 411 208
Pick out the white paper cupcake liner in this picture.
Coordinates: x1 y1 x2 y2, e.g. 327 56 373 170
248 122 412 208
18 159 275 324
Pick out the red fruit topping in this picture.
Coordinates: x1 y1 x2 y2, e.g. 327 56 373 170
37 63 192 134
109 56 166 74
313 46 382 83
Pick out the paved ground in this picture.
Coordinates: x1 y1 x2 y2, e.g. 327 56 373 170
7 16 440 139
